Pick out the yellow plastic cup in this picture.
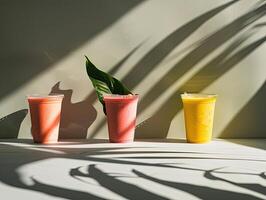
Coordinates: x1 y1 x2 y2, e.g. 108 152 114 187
181 93 217 143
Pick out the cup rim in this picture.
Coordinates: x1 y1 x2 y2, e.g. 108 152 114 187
103 94 139 101
27 93 64 99
181 93 217 99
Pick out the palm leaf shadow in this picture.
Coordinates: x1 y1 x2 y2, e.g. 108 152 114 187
220 80 266 138
28 177 105 200
29 176 105 200
121 0 239 89
133 169 263 200
136 6 266 138
138 2 266 116
69 166 92 184
260 172 266 179
88 0 239 138
1 142 265 199
0 143 105 200
0 143 141 200
204 168 266 195
69 164 169 200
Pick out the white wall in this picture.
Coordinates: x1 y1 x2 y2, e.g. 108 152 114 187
0 0 265 139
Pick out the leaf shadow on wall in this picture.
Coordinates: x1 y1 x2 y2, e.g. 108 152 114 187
135 3 266 138
0 109 28 138
0 0 144 100
136 34 266 138
88 0 240 139
221 81 266 138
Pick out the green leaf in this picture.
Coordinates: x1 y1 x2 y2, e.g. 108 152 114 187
85 56 132 114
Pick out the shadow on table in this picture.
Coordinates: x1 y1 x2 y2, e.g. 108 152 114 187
0 143 137 200
204 168 266 196
133 169 262 200
70 163 266 200
70 164 168 200
0 140 265 200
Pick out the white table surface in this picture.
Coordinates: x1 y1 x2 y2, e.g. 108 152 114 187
0 139 265 200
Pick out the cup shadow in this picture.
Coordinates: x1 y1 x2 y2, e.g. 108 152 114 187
50 82 97 139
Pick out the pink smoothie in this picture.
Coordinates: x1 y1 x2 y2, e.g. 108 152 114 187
103 94 139 143
27 94 64 144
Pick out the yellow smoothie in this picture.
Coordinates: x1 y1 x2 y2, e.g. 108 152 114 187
181 93 217 143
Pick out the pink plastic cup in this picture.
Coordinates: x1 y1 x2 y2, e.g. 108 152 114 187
27 94 64 144
103 94 139 143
